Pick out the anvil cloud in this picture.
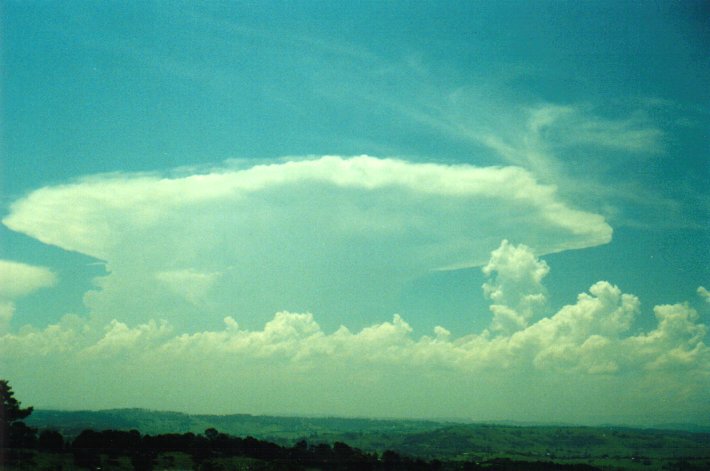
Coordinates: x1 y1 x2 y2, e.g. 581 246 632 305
4 156 611 329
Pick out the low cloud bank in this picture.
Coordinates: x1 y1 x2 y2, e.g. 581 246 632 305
1 242 706 425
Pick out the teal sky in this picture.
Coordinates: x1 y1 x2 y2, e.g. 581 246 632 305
1 1 708 426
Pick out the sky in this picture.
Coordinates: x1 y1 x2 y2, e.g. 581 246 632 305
1 1 708 427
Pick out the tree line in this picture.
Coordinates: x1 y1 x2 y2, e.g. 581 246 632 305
1 380 601 470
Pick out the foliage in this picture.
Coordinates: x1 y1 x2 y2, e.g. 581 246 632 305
37 429 64 452
0 424 615 470
0 380 35 450
0 381 33 424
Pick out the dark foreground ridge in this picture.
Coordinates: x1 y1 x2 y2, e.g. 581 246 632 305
4 426 605 470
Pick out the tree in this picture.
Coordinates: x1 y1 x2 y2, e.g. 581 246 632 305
0 379 34 449
38 430 64 452
204 427 219 441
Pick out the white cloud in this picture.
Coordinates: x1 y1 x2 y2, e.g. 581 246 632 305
3 156 611 328
0 260 57 329
627 303 708 371
520 281 641 373
482 240 549 335
698 286 710 303
0 259 57 299
83 319 173 356
0 242 706 423
3 156 612 261
0 314 84 356
155 269 221 305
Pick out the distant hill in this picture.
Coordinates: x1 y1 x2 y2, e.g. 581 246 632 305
25 409 710 470
26 408 448 442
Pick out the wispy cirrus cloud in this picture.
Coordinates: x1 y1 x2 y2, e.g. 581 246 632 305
328 53 701 229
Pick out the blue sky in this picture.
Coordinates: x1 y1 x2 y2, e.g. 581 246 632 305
1 1 708 426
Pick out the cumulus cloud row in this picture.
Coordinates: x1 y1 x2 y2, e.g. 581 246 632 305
0 242 706 421
3 156 612 328
48 284 700 375
2 242 702 373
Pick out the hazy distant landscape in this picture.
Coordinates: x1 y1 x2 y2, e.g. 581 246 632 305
19 408 710 470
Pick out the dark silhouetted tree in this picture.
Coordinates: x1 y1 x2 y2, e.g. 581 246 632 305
204 427 219 441
71 429 102 469
0 379 36 450
382 449 403 471
38 429 64 452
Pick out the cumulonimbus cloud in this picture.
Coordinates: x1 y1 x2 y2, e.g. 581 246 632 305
2 156 612 327
4 157 703 423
